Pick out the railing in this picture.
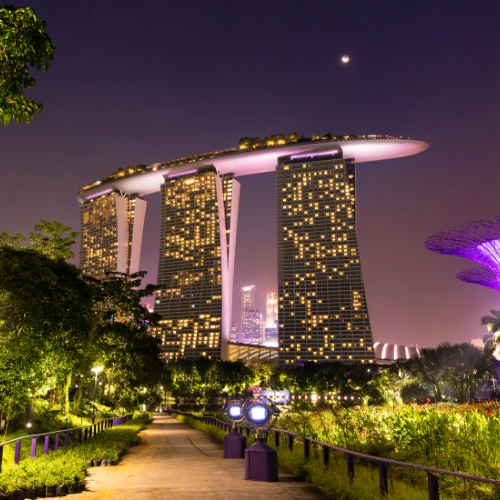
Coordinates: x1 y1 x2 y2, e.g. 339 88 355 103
169 409 500 500
0 415 132 473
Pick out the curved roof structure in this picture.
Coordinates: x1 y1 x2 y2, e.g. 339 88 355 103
425 216 500 274
373 342 420 361
456 267 500 292
77 136 428 203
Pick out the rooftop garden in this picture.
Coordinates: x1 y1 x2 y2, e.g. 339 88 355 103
79 134 414 193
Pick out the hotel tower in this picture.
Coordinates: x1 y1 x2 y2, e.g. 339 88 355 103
77 135 428 364
154 168 240 360
79 192 146 279
277 152 371 365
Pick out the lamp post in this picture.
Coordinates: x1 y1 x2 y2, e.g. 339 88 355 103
91 367 103 424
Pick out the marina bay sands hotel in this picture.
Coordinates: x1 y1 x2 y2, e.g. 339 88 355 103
77 134 428 366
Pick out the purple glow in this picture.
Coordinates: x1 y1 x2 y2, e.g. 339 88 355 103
290 150 339 160
85 189 113 200
426 217 500 291
457 267 500 292
167 169 198 179
477 240 500 267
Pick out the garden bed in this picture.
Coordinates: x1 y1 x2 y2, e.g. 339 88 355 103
0 416 150 499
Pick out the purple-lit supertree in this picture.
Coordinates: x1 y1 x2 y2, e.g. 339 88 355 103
425 216 500 292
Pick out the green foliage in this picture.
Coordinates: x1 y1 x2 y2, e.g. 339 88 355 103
0 419 145 493
0 4 55 125
0 220 165 428
481 309 500 334
177 413 426 500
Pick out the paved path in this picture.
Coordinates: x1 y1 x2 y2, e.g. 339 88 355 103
66 413 326 500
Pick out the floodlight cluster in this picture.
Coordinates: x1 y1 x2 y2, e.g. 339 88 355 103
425 216 500 291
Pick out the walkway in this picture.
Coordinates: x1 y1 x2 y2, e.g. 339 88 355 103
66 413 326 500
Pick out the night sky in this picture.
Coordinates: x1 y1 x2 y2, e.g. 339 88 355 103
2 0 500 348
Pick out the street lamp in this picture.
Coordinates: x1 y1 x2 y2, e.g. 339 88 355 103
91 366 103 424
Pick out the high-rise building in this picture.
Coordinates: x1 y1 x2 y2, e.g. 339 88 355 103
153 168 240 360
77 135 428 364
265 319 279 345
230 323 238 343
277 152 374 365
266 292 278 328
241 285 264 343
79 192 146 279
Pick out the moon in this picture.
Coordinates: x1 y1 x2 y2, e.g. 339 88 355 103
341 55 350 63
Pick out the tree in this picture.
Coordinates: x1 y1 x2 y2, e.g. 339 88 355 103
0 4 55 125
28 220 78 260
481 310 500 334
441 343 490 403
89 271 164 408
0 245 93 419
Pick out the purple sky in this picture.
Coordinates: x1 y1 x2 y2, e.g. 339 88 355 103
2 0 500 348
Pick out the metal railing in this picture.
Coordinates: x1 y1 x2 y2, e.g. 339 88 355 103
0 415 132 473
170 409 500 500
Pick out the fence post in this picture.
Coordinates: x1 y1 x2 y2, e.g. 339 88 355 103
64 431 69 447
84 428 88 441
379 462 388 495
427 472 440 500
0 445 3 473
44 435 50 455
346 453 354 479
72 430 76 444
287 434 294 451
322 445 329 466
274 432 280 447
304 438 310 459
14 441 21 464
31 437 37 459
54 434 60 451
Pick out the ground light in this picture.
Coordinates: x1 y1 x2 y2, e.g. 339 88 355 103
241 396 279 482
222 398 246 458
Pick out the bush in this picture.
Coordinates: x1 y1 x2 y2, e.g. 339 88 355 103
0 418 147 495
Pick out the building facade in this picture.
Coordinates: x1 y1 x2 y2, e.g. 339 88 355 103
276 152 374 365
79 192 146 279
152 168 240 360
266 292 278 327
77 136 427 364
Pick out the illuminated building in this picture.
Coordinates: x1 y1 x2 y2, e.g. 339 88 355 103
230 323 238 342
425 216 500 292
241 286 265 344
277 152 375 366
265 320 279 345
79 192 146 279
266 292 278 327
228 342 279 367
373 342 419 361
153 169 239 360
77 135 428 362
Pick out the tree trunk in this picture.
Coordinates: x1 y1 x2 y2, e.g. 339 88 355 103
63 371 72 415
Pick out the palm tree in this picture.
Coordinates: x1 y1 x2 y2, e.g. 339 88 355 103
481 310 500 333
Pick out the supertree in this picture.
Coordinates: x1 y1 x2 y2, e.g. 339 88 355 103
425 216 500 292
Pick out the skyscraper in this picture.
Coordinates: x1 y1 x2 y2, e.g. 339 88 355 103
266 292 278 327
277 152 374 365
77 135 428 364
79 192 146 279
153 168 240 360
